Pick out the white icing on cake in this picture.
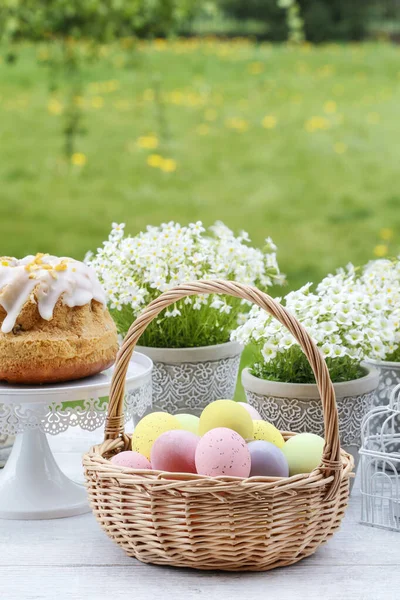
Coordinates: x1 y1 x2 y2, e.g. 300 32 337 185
0 254 106 334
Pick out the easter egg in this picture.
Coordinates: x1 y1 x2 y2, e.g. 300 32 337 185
151 430 200 473
199 400 253 440
253 420 285 448
110 451 151 470
175 413 200 435
237 402 262 421
195 427 251 478
282 433 325 476
132 412 181 460
248 441 289 478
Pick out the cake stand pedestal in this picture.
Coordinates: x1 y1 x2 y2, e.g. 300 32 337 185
0 352 152 520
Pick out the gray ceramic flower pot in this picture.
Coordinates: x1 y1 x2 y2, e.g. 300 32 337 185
364 358 400 409
242 364 379 479
136 341 243 416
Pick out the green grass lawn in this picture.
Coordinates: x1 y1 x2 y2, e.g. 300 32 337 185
1 38 400 399
1 38 399 290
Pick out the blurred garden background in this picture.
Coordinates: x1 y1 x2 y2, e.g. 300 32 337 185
1 0 400 290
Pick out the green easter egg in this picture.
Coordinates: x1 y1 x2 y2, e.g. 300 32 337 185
199 399 254 440
175 413 200 435
281 433 325 476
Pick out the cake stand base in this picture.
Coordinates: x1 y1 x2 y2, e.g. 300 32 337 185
0 429 89 520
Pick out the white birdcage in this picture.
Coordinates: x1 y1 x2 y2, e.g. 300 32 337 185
360 383 400 531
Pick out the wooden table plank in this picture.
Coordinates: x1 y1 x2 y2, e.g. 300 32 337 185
1 565 399 600
1 440 400 599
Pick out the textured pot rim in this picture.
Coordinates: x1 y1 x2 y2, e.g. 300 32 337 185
365 357 400 369
241 363 379 399
136 340 243 364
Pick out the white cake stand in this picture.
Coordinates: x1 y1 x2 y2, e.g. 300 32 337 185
0 352 152 520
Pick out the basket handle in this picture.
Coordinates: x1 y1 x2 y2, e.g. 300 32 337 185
105 280 342 500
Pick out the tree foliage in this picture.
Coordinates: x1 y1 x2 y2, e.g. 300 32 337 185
0 0 198 43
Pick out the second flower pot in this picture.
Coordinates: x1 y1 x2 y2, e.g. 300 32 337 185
136 341 243 416
242 364 379 476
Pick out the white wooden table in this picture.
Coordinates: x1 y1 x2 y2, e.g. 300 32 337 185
1 432 400 600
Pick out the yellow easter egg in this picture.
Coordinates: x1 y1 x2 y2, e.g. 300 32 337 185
132 412 181 460
281 433 325 476
253 420 285 448
199 400 254 440
175 413 200 435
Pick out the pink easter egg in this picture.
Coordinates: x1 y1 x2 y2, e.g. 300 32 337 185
151 430 200 473
110 451 151 470
195 427 251 478
237 402 262 421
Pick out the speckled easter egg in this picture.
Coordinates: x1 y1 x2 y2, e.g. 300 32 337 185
253 420 285 448
282 433 325 476
110 451 151 470
237 402 262 421
132 412 181 460
195 427 251 478
248 441 289 478
175 413 200 435
199 400 253 440
151 430 200 473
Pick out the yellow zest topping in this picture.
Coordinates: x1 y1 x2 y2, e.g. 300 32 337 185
54 262 68 272
1 261 9 266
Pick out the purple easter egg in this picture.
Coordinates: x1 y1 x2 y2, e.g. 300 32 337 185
248 440 289 477
195 427 251 478
237 402 262 421
111 451 151 470
151 430 200 473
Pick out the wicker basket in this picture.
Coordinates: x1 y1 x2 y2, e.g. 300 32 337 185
83 280 354 572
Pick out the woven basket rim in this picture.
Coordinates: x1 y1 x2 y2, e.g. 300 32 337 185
83 432 354 492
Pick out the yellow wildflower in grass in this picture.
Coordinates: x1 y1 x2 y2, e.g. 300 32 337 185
38 48 50 61
91 96 104 109
317 64 335 78
367 112 380 124
73 96 85 107
374 244 388 258
48 98 63 115
333 142 347 154
154 38 167 51
71 153 87 167
248 62 263 75
262 115 277 129
204 108 217 121
137 135 159 150
105 80 120 92
160 158 177 173
143 89 155 102
147 154 163 168
305 116 330 132
196 124 210 135
380 228 394 241
324 101 337 114
225 117 249 132
99 45 109 58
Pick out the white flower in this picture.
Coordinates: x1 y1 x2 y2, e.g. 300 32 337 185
262 343 277 361
86 220 284 333
232 259 400 369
